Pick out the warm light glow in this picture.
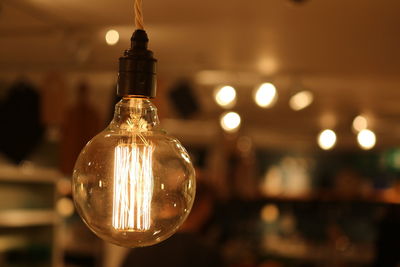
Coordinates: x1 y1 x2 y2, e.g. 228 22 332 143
318 129 337 150
254 83 277 108
289 91 314 111
220 111 241 133
105 29 120 46
357 129 376 150
113 144 153 231
320 112 337 129
261 204 279 223
352 115 368 132
56 197 75 217
214 85 236 108
258 57 278 75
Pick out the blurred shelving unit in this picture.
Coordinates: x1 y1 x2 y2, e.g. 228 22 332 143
0 163 66 267
258 196 377 266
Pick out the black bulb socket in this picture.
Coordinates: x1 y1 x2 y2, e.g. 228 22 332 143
117 29 157 98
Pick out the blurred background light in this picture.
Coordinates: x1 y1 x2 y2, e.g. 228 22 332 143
289 91 314 111
56 197 75 218
261 204 279 223
254 82 277 108
352 115 368 132
237 136 252 154
214 85 237 108
357 129 376 150
105 29 120 46
220 111 241 133
318 129 337 150
257 57 278 75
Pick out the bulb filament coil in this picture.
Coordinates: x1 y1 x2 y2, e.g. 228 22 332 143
112 143 154 231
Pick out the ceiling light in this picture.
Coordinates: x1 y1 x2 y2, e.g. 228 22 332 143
214 85 236 108
289 91 313 111
105 29 120 46
357 129 376 150
352 115 368 132
220 111 241 133
318 129 337 150
254 82 277 108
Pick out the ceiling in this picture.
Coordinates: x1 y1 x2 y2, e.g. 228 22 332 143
1 0 400 150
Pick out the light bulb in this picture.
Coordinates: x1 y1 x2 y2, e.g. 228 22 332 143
73 30 196 248
73 98 196 247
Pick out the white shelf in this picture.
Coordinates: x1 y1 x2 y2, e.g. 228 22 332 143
0 164 65 184
0 209 59 227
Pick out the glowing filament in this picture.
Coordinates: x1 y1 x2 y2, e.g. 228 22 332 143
113 144 153 231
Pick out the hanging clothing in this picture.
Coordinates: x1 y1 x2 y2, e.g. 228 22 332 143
0 80 44 163
59 82 101 175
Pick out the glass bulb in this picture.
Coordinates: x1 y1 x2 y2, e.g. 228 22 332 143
73 97 196 247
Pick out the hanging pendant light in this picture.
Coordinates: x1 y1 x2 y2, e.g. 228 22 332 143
72 0 196 248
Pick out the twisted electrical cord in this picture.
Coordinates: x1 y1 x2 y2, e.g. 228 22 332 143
135 0 144 30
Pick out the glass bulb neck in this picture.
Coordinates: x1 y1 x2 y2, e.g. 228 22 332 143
110 97 160 132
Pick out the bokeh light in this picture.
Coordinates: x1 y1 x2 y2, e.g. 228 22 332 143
214 85 236 108
352 115 368 132
254 82 277 108
220 111 241 133
357 129 376 150
56 197 75 217
318 129 337 150
261 204 279 223
289 91 314 111
105 29 120 46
